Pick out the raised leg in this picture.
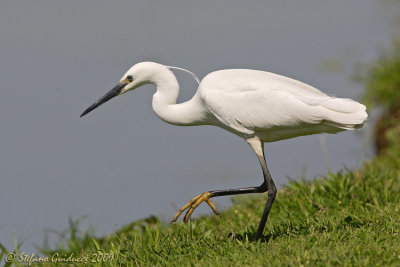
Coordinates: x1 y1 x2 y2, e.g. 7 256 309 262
171 182 268 223
172 137 277 241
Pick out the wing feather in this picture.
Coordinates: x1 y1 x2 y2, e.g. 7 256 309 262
199 69 367 135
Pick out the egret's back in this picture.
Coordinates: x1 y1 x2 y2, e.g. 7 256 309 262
199 69 367 141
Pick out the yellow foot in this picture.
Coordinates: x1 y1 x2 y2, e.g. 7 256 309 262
171 192 220 223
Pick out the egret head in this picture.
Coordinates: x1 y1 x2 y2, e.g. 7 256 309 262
80 62 164 117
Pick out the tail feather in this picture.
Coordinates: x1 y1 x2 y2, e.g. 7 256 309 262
319 97 368 129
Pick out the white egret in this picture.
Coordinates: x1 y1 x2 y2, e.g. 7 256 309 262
81 62 368 240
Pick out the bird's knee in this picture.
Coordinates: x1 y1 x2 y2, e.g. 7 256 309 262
258 182 268 193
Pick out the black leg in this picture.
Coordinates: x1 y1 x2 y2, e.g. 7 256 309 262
209 182 268 197
172 138 277 241
254 154 277 240
210 153 276 240
171 182 268 223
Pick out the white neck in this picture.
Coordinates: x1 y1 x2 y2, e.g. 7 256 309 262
150 66 207 126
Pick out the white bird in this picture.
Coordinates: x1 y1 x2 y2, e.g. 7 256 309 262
81 62 367 240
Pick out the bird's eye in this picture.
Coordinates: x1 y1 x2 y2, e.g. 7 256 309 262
127 75 133 82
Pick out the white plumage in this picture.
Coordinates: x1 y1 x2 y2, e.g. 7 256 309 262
198 68 367 142
81 61 368 240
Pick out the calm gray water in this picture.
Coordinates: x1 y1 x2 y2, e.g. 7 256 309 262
1 0 399 251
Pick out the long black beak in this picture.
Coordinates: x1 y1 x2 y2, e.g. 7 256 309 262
80 82 127 117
